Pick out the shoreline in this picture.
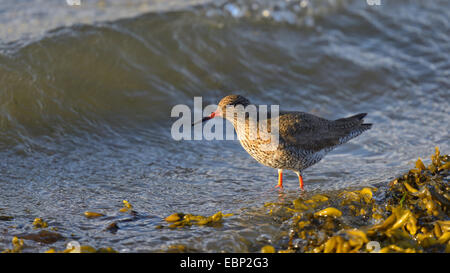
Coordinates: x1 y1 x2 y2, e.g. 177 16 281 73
2 147 448 253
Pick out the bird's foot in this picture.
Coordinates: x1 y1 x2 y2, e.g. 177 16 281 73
274 184 283 189
295 171 304 191
276 169 283 190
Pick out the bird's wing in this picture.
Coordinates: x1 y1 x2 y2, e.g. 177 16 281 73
277 112 355 152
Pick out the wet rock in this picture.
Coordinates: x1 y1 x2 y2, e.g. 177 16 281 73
20 230 64 244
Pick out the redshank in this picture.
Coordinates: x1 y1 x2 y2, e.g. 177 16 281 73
193 95 372 190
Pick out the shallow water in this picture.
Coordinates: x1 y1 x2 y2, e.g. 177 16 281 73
0 0 449 252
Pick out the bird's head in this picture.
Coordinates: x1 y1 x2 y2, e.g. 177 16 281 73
192 95 250 125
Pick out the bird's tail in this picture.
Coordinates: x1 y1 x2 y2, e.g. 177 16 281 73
360 123 373 131
333 113 372 144
335 113 372 129
336 113 367 121
348 113 367 120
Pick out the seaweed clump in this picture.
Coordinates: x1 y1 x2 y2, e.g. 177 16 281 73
45 245 117 253
2 237 24 253
265 147 449 253
163 211 233 228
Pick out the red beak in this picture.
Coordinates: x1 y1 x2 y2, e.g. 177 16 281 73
192 111 217 126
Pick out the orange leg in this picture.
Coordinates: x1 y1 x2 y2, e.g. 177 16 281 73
295 171 304 191
275 169 283 188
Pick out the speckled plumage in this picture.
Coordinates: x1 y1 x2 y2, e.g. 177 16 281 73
210 95 372 189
